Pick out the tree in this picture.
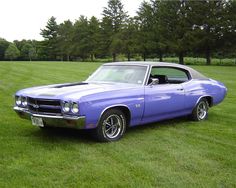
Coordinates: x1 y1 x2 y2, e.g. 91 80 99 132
151 0 166 61
99 17 113 58
102 0 128 61
14 40 38 61
88 16 100 61
158 0 193 64
35 40 48 60
40 16 59 60
57 20 74 61
188 0 230 65
136 1 155 61
212 0 236 59
4 43 20 60
21 43 37 61
72 16 91 60
0 38 9 60
224 0 236 56
121 17 139 61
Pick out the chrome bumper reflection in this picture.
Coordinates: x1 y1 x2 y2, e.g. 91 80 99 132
13 106 86 129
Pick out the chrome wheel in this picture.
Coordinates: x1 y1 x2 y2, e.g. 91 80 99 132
197 101 208 120
102 114 123 139
191 98 209 121
95 109 127 142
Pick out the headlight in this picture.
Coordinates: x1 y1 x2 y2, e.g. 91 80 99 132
71 103 79 114
62 101 70 112
22 97 27 107
15 96 22 106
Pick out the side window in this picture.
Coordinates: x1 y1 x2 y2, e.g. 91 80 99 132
149 67 190 84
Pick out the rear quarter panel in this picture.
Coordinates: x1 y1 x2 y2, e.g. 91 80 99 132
182 79 227 113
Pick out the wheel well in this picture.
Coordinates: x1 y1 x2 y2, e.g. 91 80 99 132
104 106 131 126
203 96 213 107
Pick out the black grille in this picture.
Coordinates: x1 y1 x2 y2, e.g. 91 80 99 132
28 97 61 115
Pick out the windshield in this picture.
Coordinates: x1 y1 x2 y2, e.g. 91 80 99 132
87 65 148 85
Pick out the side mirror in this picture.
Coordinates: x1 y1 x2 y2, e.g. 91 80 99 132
149 78 159 86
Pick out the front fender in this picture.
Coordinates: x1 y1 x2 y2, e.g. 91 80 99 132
79 89 145 129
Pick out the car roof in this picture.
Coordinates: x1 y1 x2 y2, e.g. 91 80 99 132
103 61 208 80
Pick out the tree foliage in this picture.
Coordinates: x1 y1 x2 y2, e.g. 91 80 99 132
1 0 236 64
40 16 59 60
136 1 155 61
158 1 193 64
21 43 37 61
57 20 74 61
102 0 128 61
4 43 20 60
0 38 9 60
187 0 231 64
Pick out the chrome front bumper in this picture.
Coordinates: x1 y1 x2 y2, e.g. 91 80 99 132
13 106 86 129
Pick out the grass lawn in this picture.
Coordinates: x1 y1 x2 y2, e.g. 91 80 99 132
0 61 235 187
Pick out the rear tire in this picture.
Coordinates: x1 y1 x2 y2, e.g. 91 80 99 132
191 98 209 121
94 109 126 142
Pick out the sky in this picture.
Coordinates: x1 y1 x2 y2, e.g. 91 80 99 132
0 0 145 42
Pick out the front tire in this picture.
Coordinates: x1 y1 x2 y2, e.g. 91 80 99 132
191 98 209 121
95 109 126 142
39 125 53 130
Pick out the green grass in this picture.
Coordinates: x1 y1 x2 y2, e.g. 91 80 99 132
162 57 236 66
0 61 235 187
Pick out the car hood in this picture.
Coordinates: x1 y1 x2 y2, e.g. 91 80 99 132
16 82 141 100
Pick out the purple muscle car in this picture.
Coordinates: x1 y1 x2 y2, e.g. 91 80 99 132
14 62 227 141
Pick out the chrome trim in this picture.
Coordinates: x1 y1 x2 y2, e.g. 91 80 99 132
27 97 61 114
14 106 28 112
143 65 152 86
13 106 82 120
13 106 86 129
141 65 150 86
145 65 193 86
194 95 212 109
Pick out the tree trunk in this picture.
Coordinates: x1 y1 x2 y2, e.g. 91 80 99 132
159 51 163 62
206 47 211 65
112 53 116 62
67 54 70 62
143 53 146 61
179 52 184 65
127 53 131 61
90 54 94 62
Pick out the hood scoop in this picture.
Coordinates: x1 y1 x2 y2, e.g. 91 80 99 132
53 82 88 88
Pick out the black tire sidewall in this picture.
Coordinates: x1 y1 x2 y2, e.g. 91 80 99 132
96 109 126 142
191 98 209 121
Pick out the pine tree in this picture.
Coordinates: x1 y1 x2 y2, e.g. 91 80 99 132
57 20 74 61
136 1 155 61
72 16 90 60
121 17 139 61
40 16 59 60
88 16 100 61
158 0 192 64
102 0 128 61
188 0 230 65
